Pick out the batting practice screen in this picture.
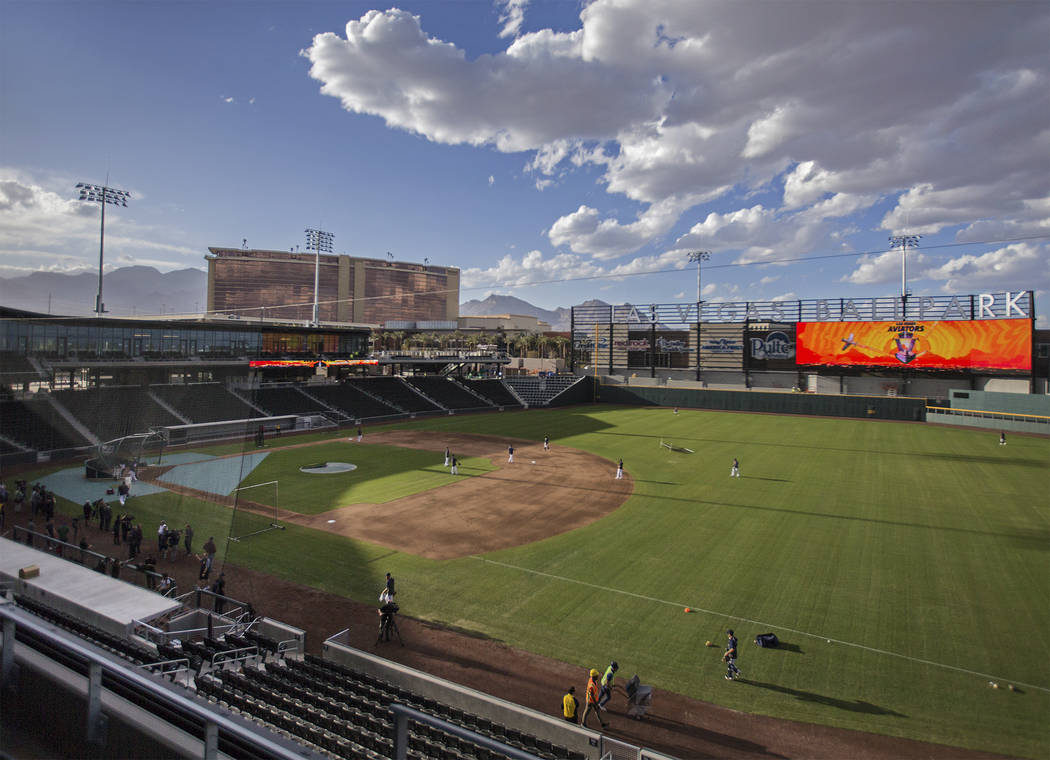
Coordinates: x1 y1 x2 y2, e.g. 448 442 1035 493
796 319 1032 371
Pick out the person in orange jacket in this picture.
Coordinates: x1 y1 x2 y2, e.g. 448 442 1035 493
581 668 608 729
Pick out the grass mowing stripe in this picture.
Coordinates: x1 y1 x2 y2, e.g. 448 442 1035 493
471 555 1050 694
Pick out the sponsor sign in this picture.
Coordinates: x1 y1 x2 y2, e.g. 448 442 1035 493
702 336 744 354
747 328 796 369
796 319 1031 371
249 359 379 368
625 337 692 352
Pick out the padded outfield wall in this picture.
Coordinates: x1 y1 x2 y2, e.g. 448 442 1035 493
596 380 927 421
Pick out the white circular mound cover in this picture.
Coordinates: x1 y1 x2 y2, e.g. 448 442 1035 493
299 462 357 474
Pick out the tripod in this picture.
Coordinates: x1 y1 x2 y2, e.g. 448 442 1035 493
376 612 404 646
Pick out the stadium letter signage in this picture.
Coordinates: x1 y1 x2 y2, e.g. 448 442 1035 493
796 319 1032 371
575 291 1032 327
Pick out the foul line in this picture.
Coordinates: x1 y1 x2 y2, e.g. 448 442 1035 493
471 556 1050 694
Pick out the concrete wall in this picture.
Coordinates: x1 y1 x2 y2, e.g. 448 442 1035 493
974 376 1032 394
949 389 1050 416
925 409 1049 435
322 639 602 759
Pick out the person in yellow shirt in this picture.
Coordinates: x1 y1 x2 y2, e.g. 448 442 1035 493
562 686 578 723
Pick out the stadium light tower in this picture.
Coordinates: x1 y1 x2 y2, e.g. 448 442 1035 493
687 251 711 382
687 251 711 307
305 228 334 326
889 234 921 301
76 182 131 316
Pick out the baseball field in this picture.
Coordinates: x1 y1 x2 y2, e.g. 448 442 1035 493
24 405 1050 758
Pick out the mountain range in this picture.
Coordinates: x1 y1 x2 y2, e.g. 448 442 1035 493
0 266 601 330
0 266 209 317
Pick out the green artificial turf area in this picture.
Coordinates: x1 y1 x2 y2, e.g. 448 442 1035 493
235 441 496 514
33 405 1049 757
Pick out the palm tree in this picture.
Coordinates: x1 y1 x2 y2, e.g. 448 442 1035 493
555 336 571 360
523 332 541 357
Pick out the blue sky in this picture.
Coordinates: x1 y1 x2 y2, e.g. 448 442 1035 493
1 0 1047 320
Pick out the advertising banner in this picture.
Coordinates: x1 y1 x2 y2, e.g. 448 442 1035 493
747 326 796 370
249 359 378 368
796 319 1031 371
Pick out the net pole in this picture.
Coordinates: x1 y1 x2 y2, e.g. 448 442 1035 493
229 480 283 541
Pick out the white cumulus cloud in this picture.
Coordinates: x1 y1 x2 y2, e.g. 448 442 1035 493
303 0 1049 272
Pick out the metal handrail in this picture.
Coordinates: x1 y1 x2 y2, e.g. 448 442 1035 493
926 405 1050 422
211 645 259 668
138 656 191 676
389 703 541 760
0 603 322 760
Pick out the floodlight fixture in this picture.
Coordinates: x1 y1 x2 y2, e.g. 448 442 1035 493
686 251 711 307
889 234 921 300
76 182 132 316
305 228 334 325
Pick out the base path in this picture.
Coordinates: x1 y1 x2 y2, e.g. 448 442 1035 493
294 431 633 559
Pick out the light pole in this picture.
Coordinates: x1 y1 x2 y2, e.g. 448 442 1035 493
76 182 131 316
889 234 921 302
305 228 334 326
687 251 711 382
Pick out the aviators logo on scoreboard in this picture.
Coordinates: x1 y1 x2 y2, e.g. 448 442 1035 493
796 319 1031 371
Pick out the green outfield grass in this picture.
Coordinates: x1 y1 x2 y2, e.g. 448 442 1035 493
37 406 1049 757
236 442 496 514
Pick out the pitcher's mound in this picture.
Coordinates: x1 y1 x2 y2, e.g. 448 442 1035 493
300 462 357 474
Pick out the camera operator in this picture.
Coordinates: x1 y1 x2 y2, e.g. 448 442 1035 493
377 594 400 642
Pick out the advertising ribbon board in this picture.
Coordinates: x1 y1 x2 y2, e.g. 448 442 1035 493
796 319 1031 371
249 359 379 368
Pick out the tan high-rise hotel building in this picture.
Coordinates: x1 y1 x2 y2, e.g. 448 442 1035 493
206 248 459 325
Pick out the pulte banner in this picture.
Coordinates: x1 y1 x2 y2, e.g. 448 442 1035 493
796 319 1031 371
746 327 796 370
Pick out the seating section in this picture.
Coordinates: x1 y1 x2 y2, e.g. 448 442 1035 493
245 386 328 416
301 384 400 420
404 376 492 410
13 591 591 760
0 398 91 450
504 376 581 406
460 379 524 408
348 378 440 414
15 596 157 667
150 383 258 423
51 387 182 442
194 654 584 760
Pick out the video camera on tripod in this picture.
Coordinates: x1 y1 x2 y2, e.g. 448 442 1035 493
377 601 403 645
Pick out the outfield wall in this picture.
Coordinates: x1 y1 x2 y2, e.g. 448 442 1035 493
924 389 1050 435
597 381 927 421
600 369 1031 399
949 389 1050 416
